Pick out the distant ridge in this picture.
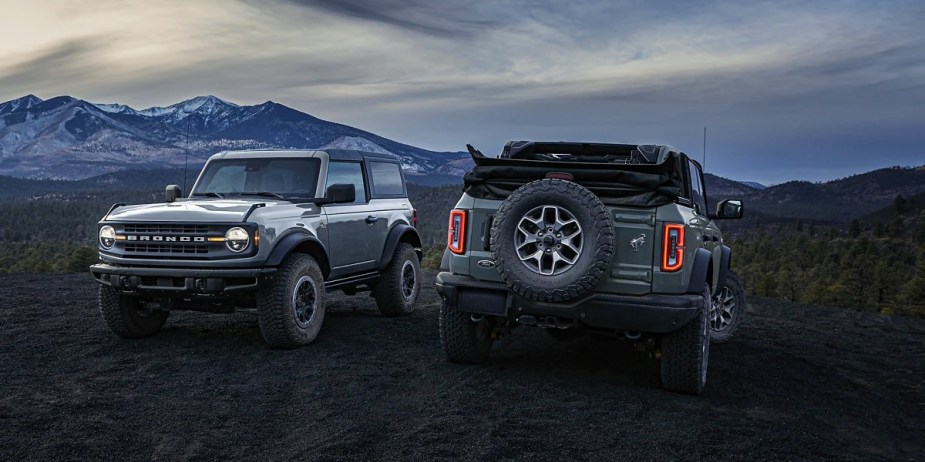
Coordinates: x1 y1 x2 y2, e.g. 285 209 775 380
0 94 471 180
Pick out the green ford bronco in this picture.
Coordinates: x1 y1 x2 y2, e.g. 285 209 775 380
90 149 422 348
436 141 745 394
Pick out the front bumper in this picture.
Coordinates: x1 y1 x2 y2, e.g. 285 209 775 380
435 272 702 333
90 263 277 295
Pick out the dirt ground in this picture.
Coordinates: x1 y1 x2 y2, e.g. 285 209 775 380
1 270 923 461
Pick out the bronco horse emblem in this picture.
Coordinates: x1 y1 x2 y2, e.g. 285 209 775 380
630 233 646 252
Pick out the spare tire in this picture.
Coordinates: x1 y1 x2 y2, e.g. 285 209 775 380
490 179 614 302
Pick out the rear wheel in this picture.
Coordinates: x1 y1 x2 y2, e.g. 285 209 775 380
439 300 494 363
98 286 168 338
373 243 420 317
660 285 711 395
710 272 746 343
256 253 326 348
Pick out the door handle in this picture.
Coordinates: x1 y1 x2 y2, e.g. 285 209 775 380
365 215 378 225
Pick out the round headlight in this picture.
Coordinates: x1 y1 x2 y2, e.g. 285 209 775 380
99 225 116 249
224 227 250 252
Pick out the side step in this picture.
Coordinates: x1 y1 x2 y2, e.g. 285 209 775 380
325 271 379 291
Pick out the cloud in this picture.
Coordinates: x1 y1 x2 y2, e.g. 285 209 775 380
0 37 107 93
280 0 499 37
0 0 923 184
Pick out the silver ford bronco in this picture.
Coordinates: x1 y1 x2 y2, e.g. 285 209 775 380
436 141 745 394
90 149 422 348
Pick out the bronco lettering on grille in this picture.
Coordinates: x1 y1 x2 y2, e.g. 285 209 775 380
125 235 207 242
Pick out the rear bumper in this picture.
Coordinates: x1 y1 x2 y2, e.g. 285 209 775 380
435 272 701 333
90 263 276 296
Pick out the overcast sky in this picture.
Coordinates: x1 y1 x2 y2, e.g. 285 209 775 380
1 0 923 184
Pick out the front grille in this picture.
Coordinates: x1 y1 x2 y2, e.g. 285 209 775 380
109 222 253 260
124 244 209 254
123 224 210 234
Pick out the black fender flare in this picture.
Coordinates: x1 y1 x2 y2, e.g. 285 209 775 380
686 248 713 294
715 245 732 297
264 232 327 267
378 224 423 270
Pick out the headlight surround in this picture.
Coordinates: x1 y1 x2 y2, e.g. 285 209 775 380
224 227 250 252
99 225 116 249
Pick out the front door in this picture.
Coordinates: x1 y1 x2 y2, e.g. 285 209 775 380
323 161 380 277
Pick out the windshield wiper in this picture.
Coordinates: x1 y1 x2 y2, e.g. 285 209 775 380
240 191 286 199
192 192 224 199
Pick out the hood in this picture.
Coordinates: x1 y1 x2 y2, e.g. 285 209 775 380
105 199 281 223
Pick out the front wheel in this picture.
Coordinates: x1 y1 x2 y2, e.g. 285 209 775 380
710 272 746 343
660 285 711 395
98 286 169 338
256 253 326 348
439 300 494 363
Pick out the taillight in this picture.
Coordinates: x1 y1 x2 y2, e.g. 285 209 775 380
412 208 418 227
661 224 685 272
447 209 467 254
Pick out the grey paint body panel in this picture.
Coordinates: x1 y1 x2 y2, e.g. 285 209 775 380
93 149 420 295
440 147 741 334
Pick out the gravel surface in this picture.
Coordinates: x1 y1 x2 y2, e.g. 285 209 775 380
2 271 923 461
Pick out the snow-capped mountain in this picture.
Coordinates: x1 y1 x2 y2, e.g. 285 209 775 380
0 95 44 114
0 94 471 181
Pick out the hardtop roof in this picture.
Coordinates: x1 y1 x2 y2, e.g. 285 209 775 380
208 149 400 163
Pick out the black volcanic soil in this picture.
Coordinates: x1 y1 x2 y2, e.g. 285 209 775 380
1 271 923 461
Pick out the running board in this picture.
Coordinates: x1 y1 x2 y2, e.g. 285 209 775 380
325 272 380 291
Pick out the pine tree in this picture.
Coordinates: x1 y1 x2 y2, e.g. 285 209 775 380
898 251 925 315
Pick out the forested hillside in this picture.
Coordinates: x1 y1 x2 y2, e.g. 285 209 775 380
726 206 925 316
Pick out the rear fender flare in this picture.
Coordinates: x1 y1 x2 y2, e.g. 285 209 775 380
378 224 423 270
686 248 713 294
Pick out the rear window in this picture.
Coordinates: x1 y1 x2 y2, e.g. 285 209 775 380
369 162 405 196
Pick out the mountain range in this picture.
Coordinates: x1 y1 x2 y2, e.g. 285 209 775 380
0 94 472 182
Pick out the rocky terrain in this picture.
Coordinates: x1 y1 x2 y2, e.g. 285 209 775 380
1 271 923 461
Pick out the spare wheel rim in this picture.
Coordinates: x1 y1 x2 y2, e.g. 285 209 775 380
514 205 583 276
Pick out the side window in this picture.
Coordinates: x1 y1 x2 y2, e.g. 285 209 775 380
325 161 366 204
687 161 707 214
368 162 405 197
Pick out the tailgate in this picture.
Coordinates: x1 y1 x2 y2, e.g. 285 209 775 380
606 206 656 294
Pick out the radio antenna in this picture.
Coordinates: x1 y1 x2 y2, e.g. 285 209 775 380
702 126 707 171
183 116 191 193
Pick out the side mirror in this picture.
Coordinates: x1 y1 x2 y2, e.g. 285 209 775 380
165 185 182 203
715 199 744 219
325 184 355 204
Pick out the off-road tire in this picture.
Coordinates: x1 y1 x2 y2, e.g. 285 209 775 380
256 253 326 349
373 243 420 317
660 285 711 395
710 272 746 343
490 179 615 302
439 300 493 363
98 286 168 338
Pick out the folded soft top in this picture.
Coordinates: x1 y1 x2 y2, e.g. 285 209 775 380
463 141 684 207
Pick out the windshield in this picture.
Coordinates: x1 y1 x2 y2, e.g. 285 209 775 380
192 157 321 198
